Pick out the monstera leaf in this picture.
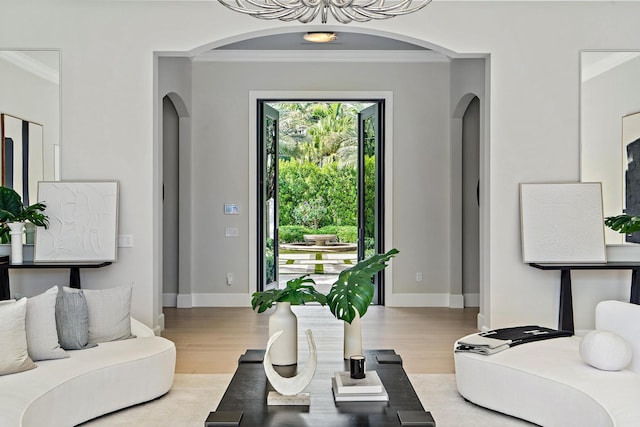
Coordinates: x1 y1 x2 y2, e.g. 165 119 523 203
327 248 398 324
0 186 49 243
251 274 327 313
605 214 640 234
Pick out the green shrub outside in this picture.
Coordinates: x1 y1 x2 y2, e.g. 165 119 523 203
279 225 358 243
278 156 375 245
279 160 357 228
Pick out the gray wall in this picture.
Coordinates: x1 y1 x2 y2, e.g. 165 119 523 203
189 60 452 299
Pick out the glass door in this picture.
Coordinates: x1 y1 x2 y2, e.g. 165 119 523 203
258 103 279 291
358 102 385 304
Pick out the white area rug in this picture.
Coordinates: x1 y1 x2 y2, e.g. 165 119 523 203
82 374 535 426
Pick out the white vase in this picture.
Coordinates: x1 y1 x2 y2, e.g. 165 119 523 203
343 310 363 359
268 302 298 366
8 222 24 264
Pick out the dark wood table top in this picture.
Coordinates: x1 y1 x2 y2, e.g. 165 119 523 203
210 349 431 427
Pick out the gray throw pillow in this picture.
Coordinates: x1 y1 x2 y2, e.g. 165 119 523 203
55 287 96 350
82 284 135 344
26 286 68 361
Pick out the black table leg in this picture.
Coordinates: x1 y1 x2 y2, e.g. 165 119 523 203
558 269 574 334
70 268 81 289
0 270 9 300
631 269 640 305
0 255 10 300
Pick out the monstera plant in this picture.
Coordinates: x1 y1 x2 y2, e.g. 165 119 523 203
251 274 327 312
604 214 640 235
0 186 49 243
326 248 399 324
251 274 326 366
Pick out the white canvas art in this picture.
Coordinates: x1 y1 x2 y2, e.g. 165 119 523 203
35 181 119 262
520 183 607 263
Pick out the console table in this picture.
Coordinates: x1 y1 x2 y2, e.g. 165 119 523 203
0 255 112 300
529 262 640 334
206 349 434 426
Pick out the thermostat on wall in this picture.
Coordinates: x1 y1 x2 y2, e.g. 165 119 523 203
224 203 239 215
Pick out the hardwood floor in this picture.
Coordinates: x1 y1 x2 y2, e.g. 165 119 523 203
163 305 479 375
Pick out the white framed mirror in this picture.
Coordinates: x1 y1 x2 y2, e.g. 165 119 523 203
0 50 60 206
580 50 640 245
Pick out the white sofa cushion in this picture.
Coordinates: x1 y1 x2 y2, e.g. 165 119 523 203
456 335 640 427
25 286 68 361
0 318 176 427
0 298 36 376
580 329 632 371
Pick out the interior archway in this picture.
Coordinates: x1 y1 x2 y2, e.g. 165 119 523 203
153 28 489 327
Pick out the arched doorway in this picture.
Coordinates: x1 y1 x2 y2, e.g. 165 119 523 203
153 28 489 329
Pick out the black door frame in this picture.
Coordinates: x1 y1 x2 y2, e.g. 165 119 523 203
256 98 386 304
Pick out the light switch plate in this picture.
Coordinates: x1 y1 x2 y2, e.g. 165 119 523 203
118 235 133 247
225 227 239 237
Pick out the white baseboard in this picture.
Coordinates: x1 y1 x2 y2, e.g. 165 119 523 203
174 293 251 307
163 293 177 307
155 313 165 334
449 294 464 309
176 294 193 308
464 293 480 307
386 293 451 307
477 312 487 331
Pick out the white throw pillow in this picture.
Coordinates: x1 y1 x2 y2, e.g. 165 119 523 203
26 286 68 361
80 284 135 344
0 298 37 376
579 329 632 371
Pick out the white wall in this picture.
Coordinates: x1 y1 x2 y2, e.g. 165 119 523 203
3 1 640 331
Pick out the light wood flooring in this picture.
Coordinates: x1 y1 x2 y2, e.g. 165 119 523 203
162 306 479 375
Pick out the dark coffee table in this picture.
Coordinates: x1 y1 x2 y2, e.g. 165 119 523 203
205 349 435 426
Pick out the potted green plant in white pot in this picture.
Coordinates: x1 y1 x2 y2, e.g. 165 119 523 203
326 248 399 359
0 186 49 263
251 274 327 366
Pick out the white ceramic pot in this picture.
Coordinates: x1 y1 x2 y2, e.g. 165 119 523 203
343 310 362 359
268 302 298 366
7 221 24 264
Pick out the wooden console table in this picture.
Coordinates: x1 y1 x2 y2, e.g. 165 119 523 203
529 262 640 334
0 255 112 300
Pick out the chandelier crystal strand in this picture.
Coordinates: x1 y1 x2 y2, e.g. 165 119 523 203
219 0 431 24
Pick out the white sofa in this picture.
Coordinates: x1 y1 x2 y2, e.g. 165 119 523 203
455 300 640 427
0 318 176 427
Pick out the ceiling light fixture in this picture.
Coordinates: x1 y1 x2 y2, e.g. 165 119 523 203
303 32 337 43
218 0 432 24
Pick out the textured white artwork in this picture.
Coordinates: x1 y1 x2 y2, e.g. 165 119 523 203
520 183 606 263
35 181 119 262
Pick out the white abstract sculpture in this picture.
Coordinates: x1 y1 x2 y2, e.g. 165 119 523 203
264 329 317 405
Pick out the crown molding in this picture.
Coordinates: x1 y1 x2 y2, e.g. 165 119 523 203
0 51 59 84
582 51 640 82
193 49 450 63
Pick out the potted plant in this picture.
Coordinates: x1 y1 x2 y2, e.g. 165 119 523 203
251 274 327 366
326 248 399 358
604 214 640 234
0 186 49 262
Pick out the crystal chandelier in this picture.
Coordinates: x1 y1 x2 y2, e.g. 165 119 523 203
218 0 432 24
